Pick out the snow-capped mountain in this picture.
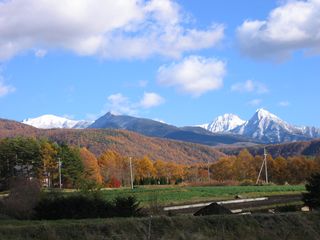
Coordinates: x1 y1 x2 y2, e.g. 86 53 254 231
22 115 92 129
200 109 320 143
297 126 320 138
206 114 245 133
231 109 305 143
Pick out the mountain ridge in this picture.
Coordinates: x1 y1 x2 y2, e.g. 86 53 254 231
201 108 320 143
19 108 320 144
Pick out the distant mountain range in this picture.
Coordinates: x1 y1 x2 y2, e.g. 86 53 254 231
1 118 320 163
21 108 320 144
200 109 320 143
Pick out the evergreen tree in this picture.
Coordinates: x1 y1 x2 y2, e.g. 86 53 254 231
303 173 320 210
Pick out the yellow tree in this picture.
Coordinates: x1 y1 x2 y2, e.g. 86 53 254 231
80 148 102 184
154 160 167 179
134 156 156 182
233 149 255 181
271 156 288 184
166 162 185 182
40 142 58 187
98 150 120 185
210 156 235 181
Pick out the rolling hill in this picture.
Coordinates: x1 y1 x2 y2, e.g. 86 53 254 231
0 119 224 164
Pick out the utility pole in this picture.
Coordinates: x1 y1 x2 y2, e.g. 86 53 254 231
129 157 134 190
58 158 62 189
207 159 210 182
256 147 269 184
264 148 268 184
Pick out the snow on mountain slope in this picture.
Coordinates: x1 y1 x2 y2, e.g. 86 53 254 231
206 114 245 133
200 109 320 143
22 115 90 129
232 109 309 143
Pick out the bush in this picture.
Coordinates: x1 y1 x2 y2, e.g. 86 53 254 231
303 172 320 210
34 193 141 219
34 194 113 219
0 177 41 219
113 196 141 217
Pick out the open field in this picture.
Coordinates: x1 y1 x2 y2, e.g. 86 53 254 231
97 185 305 206
0 212 319 240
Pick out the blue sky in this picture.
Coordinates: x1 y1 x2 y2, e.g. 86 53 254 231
0 0 319 127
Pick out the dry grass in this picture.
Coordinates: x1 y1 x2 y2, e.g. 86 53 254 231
0 212 320 240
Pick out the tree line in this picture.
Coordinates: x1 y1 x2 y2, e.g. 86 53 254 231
209 149 320 184
1 137 320 190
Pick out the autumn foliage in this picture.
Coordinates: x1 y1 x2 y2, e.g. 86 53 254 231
209 149 320 184
1 135 320 189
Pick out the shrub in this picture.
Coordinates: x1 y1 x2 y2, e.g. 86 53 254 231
0 177 41 219
303 172 320 210
113 196 142 217
108 177 121 188
34 194 113 219
34 193 141 219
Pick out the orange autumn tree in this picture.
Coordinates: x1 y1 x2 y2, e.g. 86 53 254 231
210 156 234 181
99 150 121 187
98 150 130 187
79 148 102 184
270 156 289 184
134 156 156 184
154 160 185 184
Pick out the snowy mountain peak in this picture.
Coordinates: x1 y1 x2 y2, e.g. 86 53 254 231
199 109 320 143
233 109 298 142
22 115 91 129
206 113 245 133
255 108 279 121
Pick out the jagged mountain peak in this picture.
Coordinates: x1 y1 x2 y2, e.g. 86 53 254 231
201 109 320 143
205 113 245 133
254 108 281 121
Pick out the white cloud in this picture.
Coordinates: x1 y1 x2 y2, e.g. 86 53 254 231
237 0 320 60
157 55 226 97
140 92 165 108
106 93 137 115
105 92 165 115
248 99 262 106
0 0 224 61
231 80 268 94
0 81 15 97
279 101 290 107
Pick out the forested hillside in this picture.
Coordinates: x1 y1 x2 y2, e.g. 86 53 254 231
0 119 224 164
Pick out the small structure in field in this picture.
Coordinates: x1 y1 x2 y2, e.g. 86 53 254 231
194 202 232 216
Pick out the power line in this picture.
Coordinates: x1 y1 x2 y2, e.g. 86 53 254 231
129 157 134 190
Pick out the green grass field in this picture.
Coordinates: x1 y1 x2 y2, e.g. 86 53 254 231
97 185 305 206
